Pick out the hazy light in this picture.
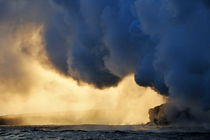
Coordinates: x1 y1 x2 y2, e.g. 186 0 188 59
0 24 164 125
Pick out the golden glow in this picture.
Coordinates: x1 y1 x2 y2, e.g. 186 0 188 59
0 23 165 125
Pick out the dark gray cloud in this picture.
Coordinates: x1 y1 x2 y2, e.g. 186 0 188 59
45 0 151 88
135 0 210 123
136 0 210 105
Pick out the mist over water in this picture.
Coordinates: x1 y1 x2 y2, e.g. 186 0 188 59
0 0 210 125
0 24 163 125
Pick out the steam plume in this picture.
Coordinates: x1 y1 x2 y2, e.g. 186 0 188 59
1 0 210 124
46 0 210 124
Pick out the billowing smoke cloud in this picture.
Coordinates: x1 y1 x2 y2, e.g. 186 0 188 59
0 0 164 125
135 0 210 124
44 0 210 124
45 0 155 88
1 0 210 124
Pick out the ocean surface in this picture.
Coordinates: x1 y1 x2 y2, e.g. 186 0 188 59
0 125 210 140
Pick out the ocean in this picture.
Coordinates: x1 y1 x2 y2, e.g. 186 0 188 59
0 125 210 140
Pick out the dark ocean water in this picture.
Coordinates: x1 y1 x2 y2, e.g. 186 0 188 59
0 125 210 140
